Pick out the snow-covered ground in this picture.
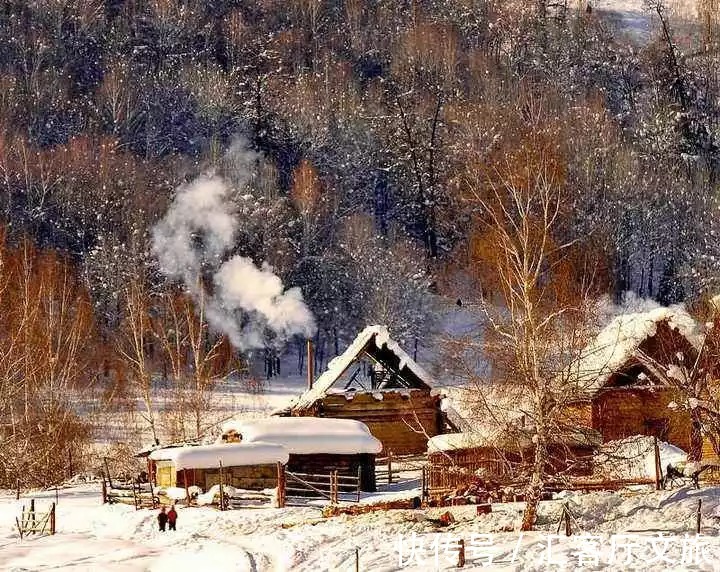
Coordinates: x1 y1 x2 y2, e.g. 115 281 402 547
594 0 698 43
4 482 720 571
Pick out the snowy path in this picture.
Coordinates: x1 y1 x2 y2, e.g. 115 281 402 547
4 484 720 570
0 486 285 571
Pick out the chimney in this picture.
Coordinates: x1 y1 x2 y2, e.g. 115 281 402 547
307 339 315 390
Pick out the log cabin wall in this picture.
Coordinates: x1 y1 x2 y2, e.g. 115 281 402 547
591 387 692 451
302 390 443 455
197 464 277 491
560 401 593 428
545 444 595 477
162 465 278 491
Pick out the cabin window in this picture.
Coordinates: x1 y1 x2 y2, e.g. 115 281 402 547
614 364 648 386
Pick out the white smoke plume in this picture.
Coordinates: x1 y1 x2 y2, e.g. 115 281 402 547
151 149 316 349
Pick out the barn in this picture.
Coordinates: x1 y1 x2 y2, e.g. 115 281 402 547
564 304 703 455
219 417 383 491
275 325 445 455
148 442 288 492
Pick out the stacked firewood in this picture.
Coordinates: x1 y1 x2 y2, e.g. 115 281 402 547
430 477 531 506
322 496 422 517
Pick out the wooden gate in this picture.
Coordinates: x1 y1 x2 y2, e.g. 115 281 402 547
16 500 55 539
282 470 361 504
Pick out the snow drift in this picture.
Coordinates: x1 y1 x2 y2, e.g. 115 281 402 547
594 435 687 480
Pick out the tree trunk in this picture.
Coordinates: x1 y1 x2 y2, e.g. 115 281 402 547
521 437 547 531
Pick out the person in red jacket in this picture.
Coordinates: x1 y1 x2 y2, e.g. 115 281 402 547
157 507 168 532
167 505 178 531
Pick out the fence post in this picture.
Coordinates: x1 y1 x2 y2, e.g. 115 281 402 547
697 499 703 534
422 467 428 501
330 471 337 504
16 478 20 500
50 503 56 535
55 486 59 506
219 461 225 511
355 547 360 572
104 458 113 489
102 479 107 504
654 436 662 490
183 470 190 506
457 538 465 567
388 451 393 485
276 462 286 508
30 499 35 530
564 504 572 537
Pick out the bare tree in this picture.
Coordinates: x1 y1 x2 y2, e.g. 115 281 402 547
116 275 160 445
182 289 229 440
154 289 191 441
0 238 97 486
462 125 601 530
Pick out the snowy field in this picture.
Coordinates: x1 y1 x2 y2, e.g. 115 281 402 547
4 483 720 571
594 0 698 43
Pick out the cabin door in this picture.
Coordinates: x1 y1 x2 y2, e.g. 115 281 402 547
643 418 669 442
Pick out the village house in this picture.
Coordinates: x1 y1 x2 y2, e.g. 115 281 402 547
274 325 446 455
148 442 289 492
563 304 703 455
219 417 382 491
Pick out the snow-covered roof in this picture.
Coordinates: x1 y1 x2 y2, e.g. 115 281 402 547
428 426 601 454
134 440 201 458
568 304 703 396
428 430 532 453
283 325 434 412
219 417 383 455
149 442 289 469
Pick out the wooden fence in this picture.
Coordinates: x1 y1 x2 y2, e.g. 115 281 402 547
213 461 276 510
102 472 158 510
375 452 427 485
16 499 55 539
276 464 361 507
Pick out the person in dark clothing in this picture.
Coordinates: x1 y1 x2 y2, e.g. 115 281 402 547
167 505 178 531
157 506 168 532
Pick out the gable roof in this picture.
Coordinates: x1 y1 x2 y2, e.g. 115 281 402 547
568 304 703 397
281 325 435 413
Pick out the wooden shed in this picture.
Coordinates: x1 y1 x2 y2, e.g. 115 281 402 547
275 325 445 455
219 417 383 492
564 306 702 455
426 427 601 494
148 442 288 492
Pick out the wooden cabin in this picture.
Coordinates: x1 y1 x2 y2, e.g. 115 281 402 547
564 307 702 456
148 442 288 491
275 325 445 455
426 427 600 495
219 417 382 492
